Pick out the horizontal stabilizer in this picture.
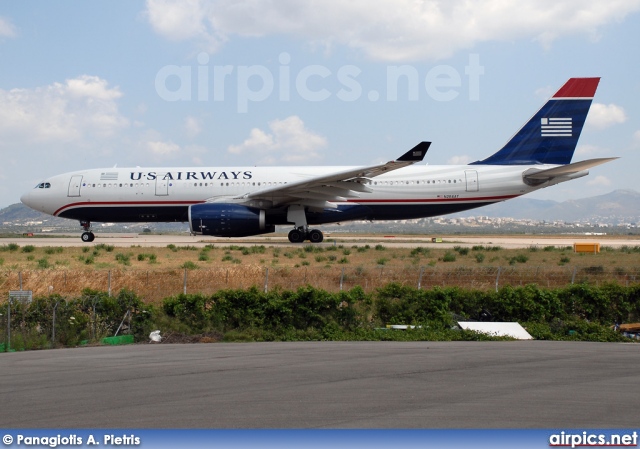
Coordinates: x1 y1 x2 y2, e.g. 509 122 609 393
523 158 618 180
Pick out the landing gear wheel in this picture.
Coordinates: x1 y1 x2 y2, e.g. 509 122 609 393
308 229 324 243
81 232 95 243
288 229 306 243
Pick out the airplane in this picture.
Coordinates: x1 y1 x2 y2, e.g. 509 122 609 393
20 77 617 243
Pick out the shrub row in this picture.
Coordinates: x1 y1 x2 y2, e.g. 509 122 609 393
2 283 637 349
163 283 640 332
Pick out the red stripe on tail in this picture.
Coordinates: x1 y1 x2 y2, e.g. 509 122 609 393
553 77 600 98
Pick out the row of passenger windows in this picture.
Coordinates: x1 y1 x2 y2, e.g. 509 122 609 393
84 183 148 188
193 181 287 187
371 179 463 186
82 181 287 188
81 179 464 189
196 180 464 187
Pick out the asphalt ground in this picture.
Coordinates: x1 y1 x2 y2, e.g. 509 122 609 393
1 341 638 428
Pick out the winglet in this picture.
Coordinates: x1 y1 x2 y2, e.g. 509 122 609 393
397 141 430 162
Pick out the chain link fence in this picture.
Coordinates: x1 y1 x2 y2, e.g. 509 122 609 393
1 265 639 303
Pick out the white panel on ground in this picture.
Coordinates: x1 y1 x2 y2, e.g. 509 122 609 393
458 322 533 340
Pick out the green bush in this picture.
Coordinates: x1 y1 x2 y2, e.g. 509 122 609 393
410 247 430 257
115 253 131 265
442 252 456 262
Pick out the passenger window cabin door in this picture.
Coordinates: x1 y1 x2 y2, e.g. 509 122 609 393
68 175 83 197
465 170 479 192
155 173 169 196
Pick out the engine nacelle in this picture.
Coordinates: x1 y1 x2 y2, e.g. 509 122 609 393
188 203 275 237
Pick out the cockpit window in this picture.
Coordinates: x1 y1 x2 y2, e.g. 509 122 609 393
36 182 51 189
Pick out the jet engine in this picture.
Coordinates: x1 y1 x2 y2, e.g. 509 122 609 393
188 203 275 237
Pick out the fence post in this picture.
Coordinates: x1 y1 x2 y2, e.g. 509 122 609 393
19 271 22 290
51 300 59 348
264 268 269 293
340 268 345 291
91 296 99 341
495 267 502 292
418 267 425 290
571 267 577 285
183 268 188 295
6 298 10 352
108 270 112 297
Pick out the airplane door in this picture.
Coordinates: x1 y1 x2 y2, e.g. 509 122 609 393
465 170 479 192
155 174 169 196
68 175 83 197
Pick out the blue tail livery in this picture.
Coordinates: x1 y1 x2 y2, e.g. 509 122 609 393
472 77 600 165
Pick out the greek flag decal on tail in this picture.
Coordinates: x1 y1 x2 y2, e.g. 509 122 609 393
541 118 572 137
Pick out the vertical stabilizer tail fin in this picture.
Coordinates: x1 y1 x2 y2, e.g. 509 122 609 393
472 77 600 166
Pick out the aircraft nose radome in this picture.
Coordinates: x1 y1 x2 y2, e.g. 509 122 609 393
20 190 31 206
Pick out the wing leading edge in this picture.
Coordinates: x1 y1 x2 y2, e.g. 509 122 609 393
233 142 430 208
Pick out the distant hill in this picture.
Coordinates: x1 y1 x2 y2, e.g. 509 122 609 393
451 189 640 223
0 203 49 222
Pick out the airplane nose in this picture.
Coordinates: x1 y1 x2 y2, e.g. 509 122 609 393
20 190 32 206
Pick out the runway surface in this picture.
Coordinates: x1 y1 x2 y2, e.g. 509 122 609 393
1 341 638 428
4 233 639 249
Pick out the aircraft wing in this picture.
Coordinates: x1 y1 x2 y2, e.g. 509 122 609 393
234 142 430 208
523 157 618 180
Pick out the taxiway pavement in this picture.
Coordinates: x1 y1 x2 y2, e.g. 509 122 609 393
1 341 638 428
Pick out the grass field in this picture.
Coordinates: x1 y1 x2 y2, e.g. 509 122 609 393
1 241 639 302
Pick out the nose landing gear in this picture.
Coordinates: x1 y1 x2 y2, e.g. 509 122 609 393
80 220 95 242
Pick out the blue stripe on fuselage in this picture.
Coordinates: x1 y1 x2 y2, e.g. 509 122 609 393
59 202 496 225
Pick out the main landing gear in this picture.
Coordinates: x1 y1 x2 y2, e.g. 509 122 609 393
288 227 324 243
80 220 95 242
286 205 323 243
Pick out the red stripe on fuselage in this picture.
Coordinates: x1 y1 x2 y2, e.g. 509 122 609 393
54 194 519 216
347 194 519 204
53 200 205 216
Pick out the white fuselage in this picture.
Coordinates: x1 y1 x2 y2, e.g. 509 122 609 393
21 163 586 224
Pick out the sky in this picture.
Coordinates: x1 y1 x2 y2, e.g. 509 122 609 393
1 0 639 209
